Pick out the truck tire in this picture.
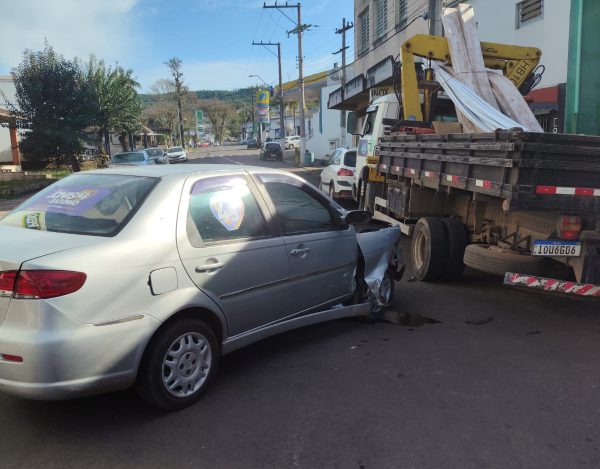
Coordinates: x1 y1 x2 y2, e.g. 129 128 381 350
463 244 546 277
410 217 447 281
441 218 469 281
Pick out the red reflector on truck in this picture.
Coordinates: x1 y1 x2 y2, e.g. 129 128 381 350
557 215 582 241
504 273 600 297
536 186 600 196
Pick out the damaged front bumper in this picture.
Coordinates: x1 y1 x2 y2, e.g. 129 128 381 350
356 222 404 310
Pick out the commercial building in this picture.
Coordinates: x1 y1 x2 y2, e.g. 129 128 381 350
328 0 600 136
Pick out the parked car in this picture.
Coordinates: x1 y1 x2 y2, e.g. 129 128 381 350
246 138 260 149
284 135 301 149
0 165 403 410
240 139 248 145
145 148 169 165
167 146 188 163
319 147 357 199
111 150 156 166
260 142 283 161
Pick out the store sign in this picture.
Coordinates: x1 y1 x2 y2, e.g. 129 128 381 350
369 86 392 101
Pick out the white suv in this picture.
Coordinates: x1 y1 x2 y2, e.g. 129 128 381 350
283 135 301 149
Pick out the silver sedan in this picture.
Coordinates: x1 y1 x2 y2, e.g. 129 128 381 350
0 165 402 410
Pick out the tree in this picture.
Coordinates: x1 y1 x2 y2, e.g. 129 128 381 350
84 56 142 153
165 58 186 147
143 79 180 146
200 99 237 144
12 43 95 171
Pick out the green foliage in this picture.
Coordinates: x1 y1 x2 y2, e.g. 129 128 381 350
84 56 143 151
13 43 95 170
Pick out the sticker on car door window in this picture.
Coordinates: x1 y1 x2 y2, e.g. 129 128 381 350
209 192 245 231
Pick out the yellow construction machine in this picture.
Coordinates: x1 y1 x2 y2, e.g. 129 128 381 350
399 34 542 121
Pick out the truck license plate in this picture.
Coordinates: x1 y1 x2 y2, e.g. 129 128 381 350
533 240 581 257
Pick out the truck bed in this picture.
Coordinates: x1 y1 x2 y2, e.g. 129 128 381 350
378 131 600 212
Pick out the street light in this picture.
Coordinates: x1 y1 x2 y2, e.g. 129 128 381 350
248 74 270 87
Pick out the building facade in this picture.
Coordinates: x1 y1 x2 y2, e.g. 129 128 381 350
329 0 596 135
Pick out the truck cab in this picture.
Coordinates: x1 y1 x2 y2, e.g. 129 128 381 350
354 94 400 202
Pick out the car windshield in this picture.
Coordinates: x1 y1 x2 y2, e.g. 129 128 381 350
0 174 159 237
363 111 377 135
168 147 183 153
112 152 145 162
145 148 163 156
344 151 357 167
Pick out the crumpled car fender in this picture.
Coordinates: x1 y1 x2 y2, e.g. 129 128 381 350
356 224 404 310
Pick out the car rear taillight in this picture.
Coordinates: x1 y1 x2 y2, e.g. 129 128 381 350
337 168 354 177
0 271 17 296
557 215 582 240
0 270 87 299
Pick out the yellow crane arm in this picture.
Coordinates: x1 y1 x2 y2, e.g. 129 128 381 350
400 34 542 121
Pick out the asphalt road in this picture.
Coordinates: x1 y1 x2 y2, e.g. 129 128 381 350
1 146 600 468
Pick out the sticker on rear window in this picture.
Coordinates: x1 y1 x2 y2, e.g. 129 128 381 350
21 212 44 230
26 186 112 215
209 192 245 231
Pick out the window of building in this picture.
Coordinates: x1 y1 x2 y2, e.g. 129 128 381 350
397 0 408 27
359 8 370 54
375 0 388 39
516 0 543 29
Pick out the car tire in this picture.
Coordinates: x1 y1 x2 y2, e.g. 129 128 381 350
288 144 295 150
410 217 447 282
463 244 546 277
136 318 219 411
441 218 469 281
329 181 335 199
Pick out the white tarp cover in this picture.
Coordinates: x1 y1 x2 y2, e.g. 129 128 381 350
431 61 533 132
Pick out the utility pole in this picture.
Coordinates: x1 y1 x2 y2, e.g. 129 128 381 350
334 17 353 146
264 2 311 162
252 41 285 139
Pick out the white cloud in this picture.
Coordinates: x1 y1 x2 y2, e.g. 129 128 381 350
0 0 140 72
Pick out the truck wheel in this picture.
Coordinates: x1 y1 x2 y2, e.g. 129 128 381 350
463 244 546 277
441 218 469 281
410 217 447 282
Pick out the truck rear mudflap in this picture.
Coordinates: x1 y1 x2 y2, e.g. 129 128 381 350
504 272 600 297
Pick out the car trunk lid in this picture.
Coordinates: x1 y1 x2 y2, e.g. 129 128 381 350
0 225 103 325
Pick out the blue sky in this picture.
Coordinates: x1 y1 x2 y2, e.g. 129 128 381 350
0 0 354 92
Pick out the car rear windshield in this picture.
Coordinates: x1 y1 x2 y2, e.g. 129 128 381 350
113 152 145 162
0 174 159 237
265 143 280 150
344 151 357 167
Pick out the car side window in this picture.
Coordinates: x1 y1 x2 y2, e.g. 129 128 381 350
186 176 267 246
257 174 339 235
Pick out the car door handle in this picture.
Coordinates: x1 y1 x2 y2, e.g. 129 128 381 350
290 248 311 256
195 262 224 272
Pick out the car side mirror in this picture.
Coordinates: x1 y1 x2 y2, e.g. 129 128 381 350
343 210 372 225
